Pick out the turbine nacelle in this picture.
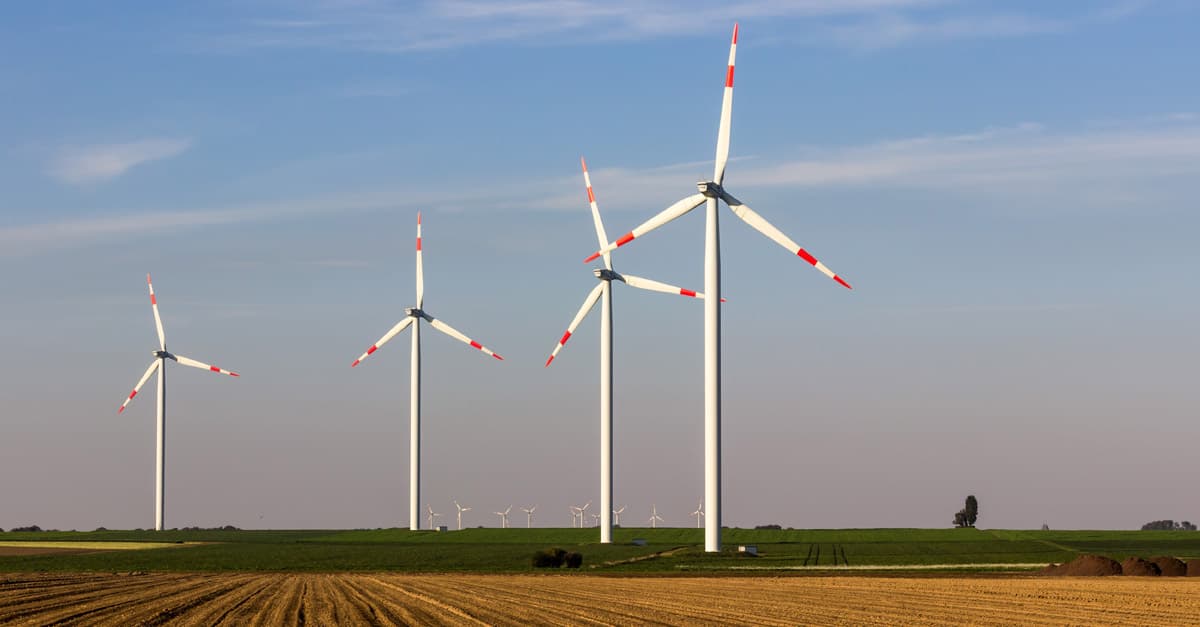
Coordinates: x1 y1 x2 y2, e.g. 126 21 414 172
404 307 429 321
697 180 723 198
153 350 173 359
593 268 623 282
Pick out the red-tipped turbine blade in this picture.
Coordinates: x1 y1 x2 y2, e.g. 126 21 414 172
118 360 161 413
621 274 717 300
581 156 612 270
545 283 604 367
722 190 852 289
351 316 415 367
147 274 166 350
174 354 240 377
427 315 503 360
585 193 705 262
713 23 738 185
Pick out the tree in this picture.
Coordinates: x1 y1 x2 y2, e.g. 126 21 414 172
964 495 979 527
953 495 979 528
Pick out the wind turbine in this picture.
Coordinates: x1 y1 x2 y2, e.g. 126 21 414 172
569 506 580 528
426 505 441 530
494 506 512 528
585 24 853 552
454 500 471 531
522 505 537 528
578 501 591 529
117 274 240 531
547 157 713 545
613 505 626 527
351 213 504 530
648 505 664 529
691 501 705 529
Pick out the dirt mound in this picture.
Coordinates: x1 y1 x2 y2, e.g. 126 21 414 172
1120 557 1161 576
1149 556 1187 576
1186 559 1200 576
1041 555 1122 576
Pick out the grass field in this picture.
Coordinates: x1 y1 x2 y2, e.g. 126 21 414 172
0 527 1196 573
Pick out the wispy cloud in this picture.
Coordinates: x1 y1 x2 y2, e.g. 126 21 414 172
213 0 1133 53
49 138 191 185
6 116 1197 256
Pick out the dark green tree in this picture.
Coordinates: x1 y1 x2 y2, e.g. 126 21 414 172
964 495 979 527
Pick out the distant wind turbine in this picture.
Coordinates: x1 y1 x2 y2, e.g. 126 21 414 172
691 501 705 529
613 505 626 527
585 24 853 552
117 274 240 531
546 157 713 545
494 506 512 528
351 213 504 530
454 500 471 531
426 505 441 530
522 505 537 528
649 505 664 529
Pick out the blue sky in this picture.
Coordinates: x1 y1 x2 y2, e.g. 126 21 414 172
2 0 1198 531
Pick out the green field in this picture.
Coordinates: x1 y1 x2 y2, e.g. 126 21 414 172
0 527 1197 573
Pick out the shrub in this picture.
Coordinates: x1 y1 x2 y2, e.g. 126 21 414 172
564 552 584 569
11 525 42 533
532 548 567 568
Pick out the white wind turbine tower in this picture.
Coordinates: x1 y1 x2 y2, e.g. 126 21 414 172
454 500 471 531
426 505 441 530
494 506 512 528
648 505 664 529
547 157 714 545
117 274 240 531
613 505 626 527
351 213 504 530
569 506 580 528
522 505 537 528
691 501 705 529
586 24 853 552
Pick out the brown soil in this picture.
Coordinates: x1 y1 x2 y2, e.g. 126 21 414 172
1121 557 1162 576
1041 554 1123 576
1149 556 1188 577
3 573 1200 625
1188 560 1200 577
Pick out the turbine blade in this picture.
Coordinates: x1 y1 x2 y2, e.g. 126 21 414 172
118 360 161 413
585 194 706 262
173 354 240 377
351 316 415 367
426 315 504 360
581 156 611 270
621 274 721 301
545 282 604 367
147 274 166 350
713 23 739 184
416 212 424 309
722 191 852 289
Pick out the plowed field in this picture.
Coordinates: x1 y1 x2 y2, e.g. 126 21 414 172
1 573 1198 625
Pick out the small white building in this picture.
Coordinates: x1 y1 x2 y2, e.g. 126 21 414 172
738 545 758 556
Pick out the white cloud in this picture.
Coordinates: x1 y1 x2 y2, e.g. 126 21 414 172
208 0 1151 52
6 117 1197 256
49 138 191 184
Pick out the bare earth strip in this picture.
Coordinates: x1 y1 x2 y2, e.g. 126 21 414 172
1 573 1199 626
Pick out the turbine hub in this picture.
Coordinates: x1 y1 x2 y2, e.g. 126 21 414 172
594 269 622 282
405 307 425 318
698 180 722 198
153 350 172 359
